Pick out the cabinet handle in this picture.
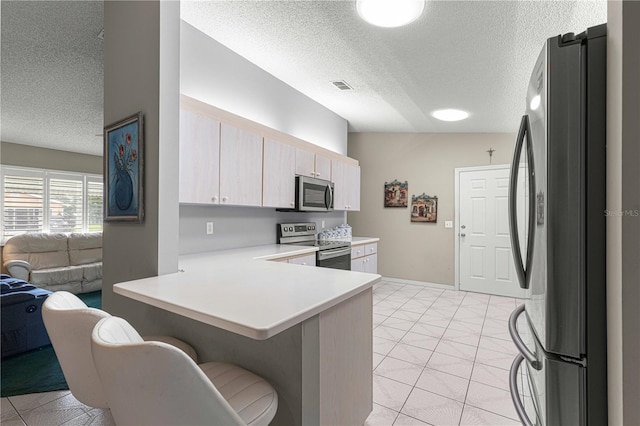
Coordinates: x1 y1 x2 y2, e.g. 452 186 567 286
290 201 295 206
311 172 316 176
302 262 306 265
212 196 218 203
316 173 321 177
222 196 228 202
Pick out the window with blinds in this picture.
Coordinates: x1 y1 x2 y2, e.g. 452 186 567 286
2 173 45 239
0 166 103 243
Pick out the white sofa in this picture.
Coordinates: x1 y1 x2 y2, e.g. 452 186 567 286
3 233 102 294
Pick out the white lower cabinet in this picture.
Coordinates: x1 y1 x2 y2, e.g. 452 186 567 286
351 243 377 273
287 254 316 266
271 253 316 266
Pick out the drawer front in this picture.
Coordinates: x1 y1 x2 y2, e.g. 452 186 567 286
287 253 316 266
364 243 377 256
351 245 365 259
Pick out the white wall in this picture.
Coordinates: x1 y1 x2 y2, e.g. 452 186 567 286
178 22 349 253
180 21 347 155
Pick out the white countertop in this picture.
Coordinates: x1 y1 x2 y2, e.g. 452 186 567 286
349 237 380 245
113 244 381 340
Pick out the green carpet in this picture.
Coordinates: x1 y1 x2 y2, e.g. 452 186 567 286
1 291 102 397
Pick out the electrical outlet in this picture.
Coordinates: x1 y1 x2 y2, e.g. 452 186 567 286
206 222 214 235
444 221 453 229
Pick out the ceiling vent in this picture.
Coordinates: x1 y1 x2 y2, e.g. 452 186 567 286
331 80 353 91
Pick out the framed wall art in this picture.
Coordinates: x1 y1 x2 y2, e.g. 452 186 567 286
410 193 438 223
104 112 144 223
384 180 408 207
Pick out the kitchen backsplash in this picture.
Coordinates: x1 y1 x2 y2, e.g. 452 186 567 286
179 204 346 254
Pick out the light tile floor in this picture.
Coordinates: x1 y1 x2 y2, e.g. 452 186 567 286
366 281 523 426
1 281 524 426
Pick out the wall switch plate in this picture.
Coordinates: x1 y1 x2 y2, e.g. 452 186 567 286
206 222 214 235
444 221 453 229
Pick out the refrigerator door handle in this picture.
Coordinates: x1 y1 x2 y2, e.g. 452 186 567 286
508 115 536 289
509 353 535 426
509 304 540 369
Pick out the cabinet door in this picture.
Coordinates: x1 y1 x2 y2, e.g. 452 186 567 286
331 159 347 211
351 258 364 272
295 148 315 178
364 254 378 274
179 109 220 204
347 165 361 211
314 154 331 181
263 138 296 208
219 123 263 206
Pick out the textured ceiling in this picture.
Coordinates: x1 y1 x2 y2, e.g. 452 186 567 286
1 1 104 156
181 0 606 133
1 1 606 156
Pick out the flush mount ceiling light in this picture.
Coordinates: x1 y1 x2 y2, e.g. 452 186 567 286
356 0 425 28
431 109 469 122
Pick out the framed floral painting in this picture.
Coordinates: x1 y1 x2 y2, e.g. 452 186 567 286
104 112 144 222
410 193 437 223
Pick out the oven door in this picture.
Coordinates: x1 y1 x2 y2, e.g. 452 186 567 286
317 247 351 270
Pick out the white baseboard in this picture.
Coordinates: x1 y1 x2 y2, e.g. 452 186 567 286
381 277 455 291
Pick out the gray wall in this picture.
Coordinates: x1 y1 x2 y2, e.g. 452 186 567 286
347 132 515 286
0 141 102 174
606 1 640 424
102 0 180 312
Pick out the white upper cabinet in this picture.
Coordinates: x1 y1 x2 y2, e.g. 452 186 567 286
179 109 220 204
219 123 263 207
314 154 331 181
263 138 296 208
296 149 331 181
179 96 360 211
331 160 360 211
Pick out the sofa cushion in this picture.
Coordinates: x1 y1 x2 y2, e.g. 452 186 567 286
3 233 70 269
31 265 84 287
82 262 102 283
68 233 102 265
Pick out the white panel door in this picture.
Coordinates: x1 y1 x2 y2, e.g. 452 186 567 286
459 166 527 298
219 123 263 206
263 138 296 208
179 109 220 204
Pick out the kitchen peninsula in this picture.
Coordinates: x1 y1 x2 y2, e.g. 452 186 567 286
113 244 381 425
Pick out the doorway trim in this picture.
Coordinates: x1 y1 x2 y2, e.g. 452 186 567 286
454 164 511 292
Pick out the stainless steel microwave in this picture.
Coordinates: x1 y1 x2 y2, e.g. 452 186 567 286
294 175 334 212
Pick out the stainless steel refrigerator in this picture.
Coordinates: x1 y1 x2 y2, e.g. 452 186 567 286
507 24 607 426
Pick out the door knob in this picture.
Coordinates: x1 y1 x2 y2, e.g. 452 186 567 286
461 225 466 229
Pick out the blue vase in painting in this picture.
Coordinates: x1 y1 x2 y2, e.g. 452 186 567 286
114 166 133 211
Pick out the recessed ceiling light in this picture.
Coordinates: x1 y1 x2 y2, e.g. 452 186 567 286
356 0 425 28
431 109 469 122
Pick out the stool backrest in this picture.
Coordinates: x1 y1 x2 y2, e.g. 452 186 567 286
42 291 110 408
91 316 245 426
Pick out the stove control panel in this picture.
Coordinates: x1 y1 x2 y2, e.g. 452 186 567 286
278 222 316 238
